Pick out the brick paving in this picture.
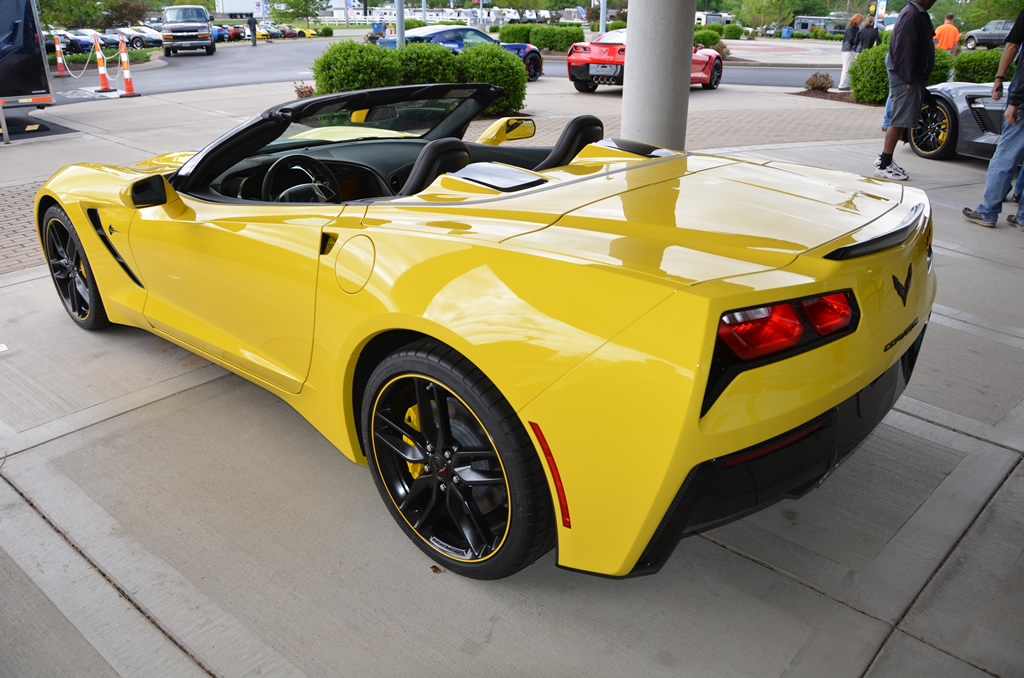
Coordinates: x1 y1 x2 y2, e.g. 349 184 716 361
0 183 44 275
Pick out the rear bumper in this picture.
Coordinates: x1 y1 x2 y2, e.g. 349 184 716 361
568 63 623 86
625 321 927 577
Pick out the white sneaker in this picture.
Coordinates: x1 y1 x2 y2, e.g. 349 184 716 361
875 161 908 181
874 155 882 168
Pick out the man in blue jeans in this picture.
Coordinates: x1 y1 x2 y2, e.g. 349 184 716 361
962 7 1024 231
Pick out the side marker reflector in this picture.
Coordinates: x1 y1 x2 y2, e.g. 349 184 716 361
529 422 571 529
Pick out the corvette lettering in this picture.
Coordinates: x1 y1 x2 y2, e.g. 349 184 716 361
885 318 919 352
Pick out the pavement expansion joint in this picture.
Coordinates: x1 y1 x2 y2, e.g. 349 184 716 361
0 474 216 677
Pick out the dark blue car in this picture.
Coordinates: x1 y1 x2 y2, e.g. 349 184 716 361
377 25 544 82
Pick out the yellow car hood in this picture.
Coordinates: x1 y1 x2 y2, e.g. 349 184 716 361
509 156 906 287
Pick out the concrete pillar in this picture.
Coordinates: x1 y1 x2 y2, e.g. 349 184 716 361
396 0 405 45
620 0 696 151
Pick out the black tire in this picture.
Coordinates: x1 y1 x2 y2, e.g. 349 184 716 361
66 40 82 55
911 97 958 159
702 59 722 90
42 205 110 331
964 36 976 50
361 339 555 579
206 40 216 55
163 46 171 57
573 79 597 93
526 53 542 82
131 37 144 50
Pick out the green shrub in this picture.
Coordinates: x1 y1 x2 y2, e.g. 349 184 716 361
488 25 498 33
499 24 532 43
49 48 149 65
793 31 805 39
881 31 891 45
849 44 889 103
608 20 626 30
694 29 720 47
590 21 599 31
529 25 583 51
705 22 725 35
953 48 1015 82
399 41 459 85
558 21 581 27
404 18 426 30
457 42 526 116
724 23 743 39
804 71 834 90
313 41 401 93
319 26 333 37
931 47 954 85
436 20 466 25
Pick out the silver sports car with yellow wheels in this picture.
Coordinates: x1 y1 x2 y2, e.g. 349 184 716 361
911 82 1003 160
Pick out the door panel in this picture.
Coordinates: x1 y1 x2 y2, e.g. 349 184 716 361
129 195 344 393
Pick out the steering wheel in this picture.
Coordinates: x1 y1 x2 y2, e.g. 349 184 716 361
261 154 341 203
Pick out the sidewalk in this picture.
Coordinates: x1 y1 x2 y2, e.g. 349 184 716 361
1 59 1023 678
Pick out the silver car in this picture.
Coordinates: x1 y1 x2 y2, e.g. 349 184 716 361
911 81 1004 160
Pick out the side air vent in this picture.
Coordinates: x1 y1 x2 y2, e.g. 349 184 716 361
451 162 547 192
86 209 145 288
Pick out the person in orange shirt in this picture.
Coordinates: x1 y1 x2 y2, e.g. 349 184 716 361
934 14 959 54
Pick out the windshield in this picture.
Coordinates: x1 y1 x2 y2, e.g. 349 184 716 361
261 93 480 151
163 7 207 22
594 29 626 45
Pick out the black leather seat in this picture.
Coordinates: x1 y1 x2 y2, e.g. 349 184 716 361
397 138 472 196
533 115 604 171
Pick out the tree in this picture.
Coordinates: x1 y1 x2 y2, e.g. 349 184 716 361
271 0 330 25
39 0 103 28
740 0 793 30
104 0 152 27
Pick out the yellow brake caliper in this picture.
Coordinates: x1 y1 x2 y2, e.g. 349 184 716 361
404 405 426 479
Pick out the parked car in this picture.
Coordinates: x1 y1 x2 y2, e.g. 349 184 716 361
910 81 1002 160
214 24 244 41
67 28 119 49
33 82 935 579
277 23 316 37
104 27 162 49
49 29 93 54
131 25 164 38
161 5 215 56
258 22 283 39
274 24 298 38
962 19 1015 50
568 28 723 93
377 25 544 82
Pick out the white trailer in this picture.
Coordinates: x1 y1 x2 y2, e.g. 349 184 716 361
215 0 263 20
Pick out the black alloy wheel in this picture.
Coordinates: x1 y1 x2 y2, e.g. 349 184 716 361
526 53 542 82
911 97 957 159
702 59 722 90
573 79 598 93
362 339 555 579
42 205 110 331
66 40 82 54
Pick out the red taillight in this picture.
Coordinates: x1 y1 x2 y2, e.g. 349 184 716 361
529 422 570 529
617 47 625 55
718 304 803 360
799 292 853 335
570 44 590 55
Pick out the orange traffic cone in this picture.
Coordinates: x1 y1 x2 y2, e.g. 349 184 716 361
54 35 69 77
117 34 140 98
93 34 116 93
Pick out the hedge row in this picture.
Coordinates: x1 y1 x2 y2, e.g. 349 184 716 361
48 48 150 66
312 41 526 116
498 24 583 50
953 48 1016 83
588 20 626 32
848 44 955 104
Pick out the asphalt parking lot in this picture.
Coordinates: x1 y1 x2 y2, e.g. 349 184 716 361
1 64 1023 677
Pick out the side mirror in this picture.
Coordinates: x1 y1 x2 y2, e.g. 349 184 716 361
121 174 178 208
694 44 703 52
475 117 537 146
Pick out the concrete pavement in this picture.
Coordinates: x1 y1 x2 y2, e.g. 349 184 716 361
1 54 1023 678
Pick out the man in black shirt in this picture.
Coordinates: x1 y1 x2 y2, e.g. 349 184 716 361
874 0 937 180
962 8 1024 230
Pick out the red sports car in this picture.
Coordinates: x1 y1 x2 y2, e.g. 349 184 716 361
567 28 723 93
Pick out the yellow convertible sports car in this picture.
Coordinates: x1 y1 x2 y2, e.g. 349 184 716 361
34 84 935 579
